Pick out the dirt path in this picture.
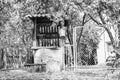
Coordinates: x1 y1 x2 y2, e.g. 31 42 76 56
0 69 120 80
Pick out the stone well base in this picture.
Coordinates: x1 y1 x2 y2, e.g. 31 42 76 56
34 48 64 72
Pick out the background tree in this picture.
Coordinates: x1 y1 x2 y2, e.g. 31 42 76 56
1 0 117 67
73 0 120 66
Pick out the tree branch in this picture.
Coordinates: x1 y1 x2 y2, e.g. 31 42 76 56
98 11 106 24
98 11 115 47
88 14 102 25
66 29 73 44
88 12 115 48
77 13 86 51
84 17 91 24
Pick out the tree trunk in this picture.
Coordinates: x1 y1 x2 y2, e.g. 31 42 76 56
0 49 4 69
77 27 83 52
66 28 73 55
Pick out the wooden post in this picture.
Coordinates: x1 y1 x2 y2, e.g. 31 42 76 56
73 28 75 70
19 51 22 68
73 27 77 70
34 18 37 47
4 48 7 70
57 26 59 47
62 46 65 70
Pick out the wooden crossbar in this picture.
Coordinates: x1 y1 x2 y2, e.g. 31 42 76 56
24 63 46 66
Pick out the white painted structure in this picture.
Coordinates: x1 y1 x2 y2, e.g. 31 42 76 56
97 26 117 65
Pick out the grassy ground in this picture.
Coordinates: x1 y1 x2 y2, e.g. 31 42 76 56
0 67 120 80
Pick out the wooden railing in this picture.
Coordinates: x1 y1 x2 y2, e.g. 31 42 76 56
23 63 46 72
64 45 73 70
36 23 60 47
6 55 22 69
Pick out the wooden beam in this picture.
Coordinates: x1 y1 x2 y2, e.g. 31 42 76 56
4 49 7 69
73 28 77 70
19 52 22 68
34 18 37 47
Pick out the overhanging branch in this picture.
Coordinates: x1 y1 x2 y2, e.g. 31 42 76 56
77 13 86 51
88 14 102 25
88 13 115 48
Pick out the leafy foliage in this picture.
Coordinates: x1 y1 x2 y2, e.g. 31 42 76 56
0 0 101 66
2 0 120 66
